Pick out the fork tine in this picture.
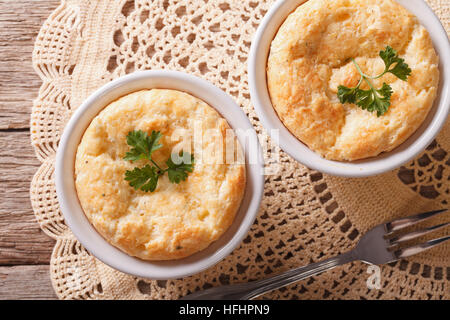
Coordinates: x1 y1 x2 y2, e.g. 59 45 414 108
390 222 450 245
385 209 448 233
394 235 450 259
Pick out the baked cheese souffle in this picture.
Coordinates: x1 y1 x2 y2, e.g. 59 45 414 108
267 0 439 161
75 89 245 260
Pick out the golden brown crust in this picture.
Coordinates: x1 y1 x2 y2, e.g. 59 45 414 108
75 89 246 260
267 0 439 161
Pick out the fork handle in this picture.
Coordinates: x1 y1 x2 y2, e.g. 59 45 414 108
240 250 356 299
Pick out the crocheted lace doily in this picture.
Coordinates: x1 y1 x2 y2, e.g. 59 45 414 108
30 0 449 299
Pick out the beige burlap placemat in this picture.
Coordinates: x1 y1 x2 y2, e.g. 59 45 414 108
30 0 449 300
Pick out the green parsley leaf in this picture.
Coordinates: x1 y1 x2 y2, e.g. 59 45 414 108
379 46 411 81
356 83 392 117
337 46 410 117
123 132 195 192
337 85 358 104
123 130 162 161
166 151 195 184
125 164 159 192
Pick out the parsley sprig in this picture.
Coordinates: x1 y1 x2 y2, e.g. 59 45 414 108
124 130 194 192
337 46 411 117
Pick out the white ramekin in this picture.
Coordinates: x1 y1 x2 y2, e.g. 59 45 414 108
55 70 264 279
249 0 450 177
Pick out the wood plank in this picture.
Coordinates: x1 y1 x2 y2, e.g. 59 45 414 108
0 265 57 300
0 0 60 129
0 130 54 265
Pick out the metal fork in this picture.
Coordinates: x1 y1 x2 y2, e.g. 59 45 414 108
181 209 449 300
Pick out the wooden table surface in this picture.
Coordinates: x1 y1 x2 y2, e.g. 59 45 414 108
0 0 60 300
